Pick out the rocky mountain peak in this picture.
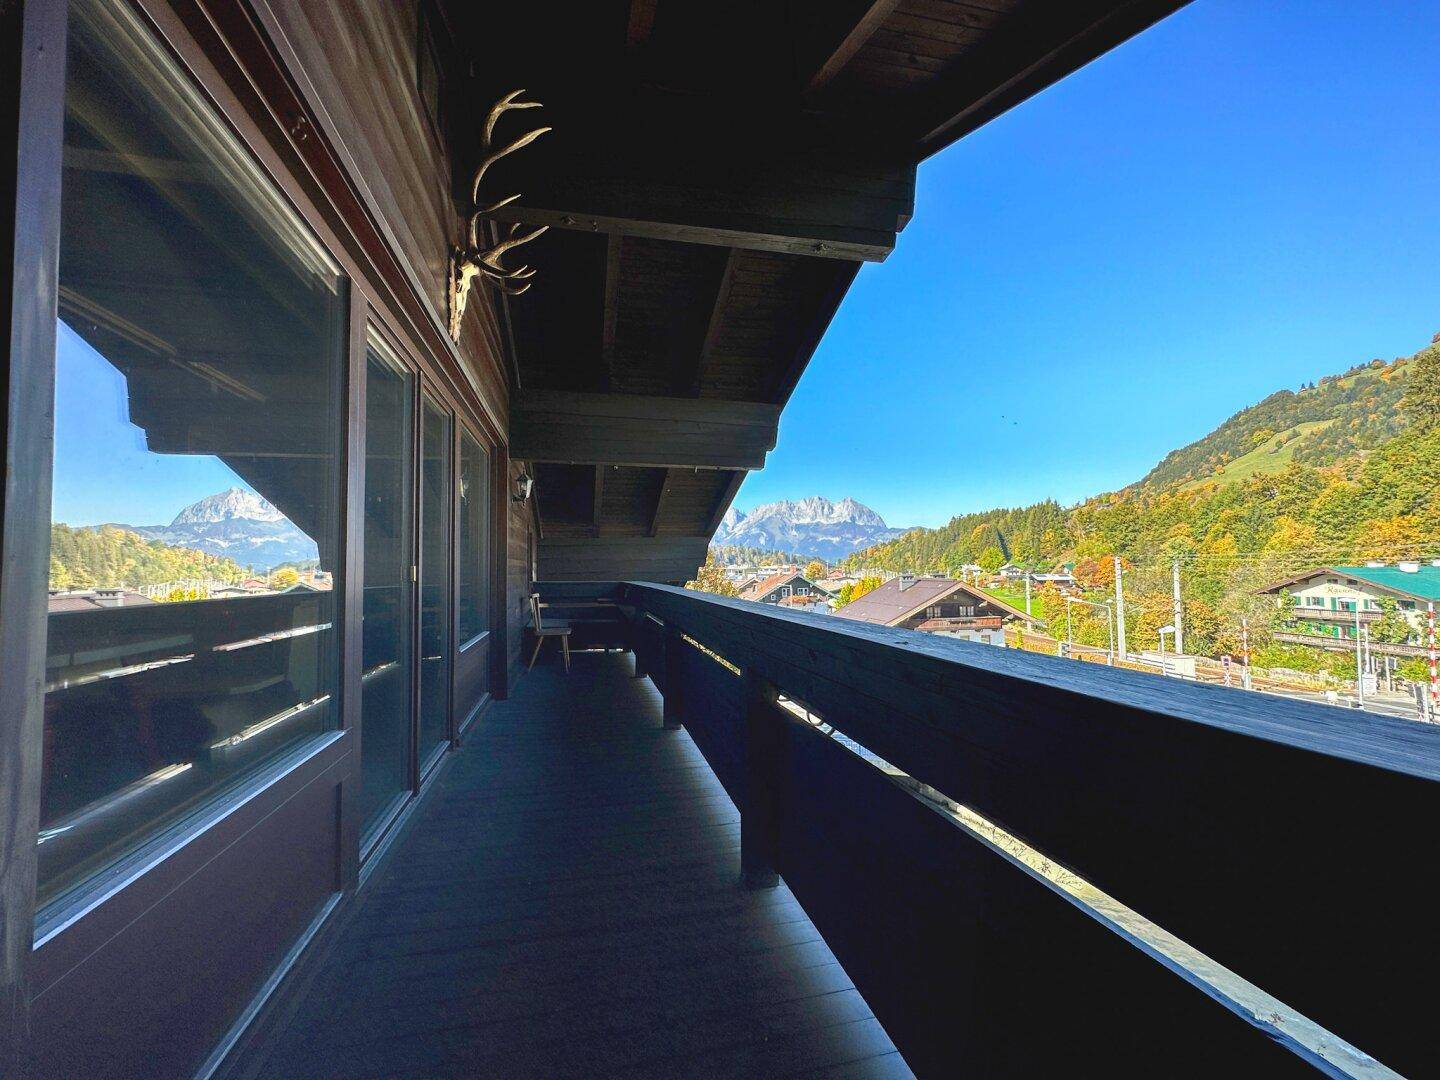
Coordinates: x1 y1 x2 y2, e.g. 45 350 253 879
171 486 285 526
713 496 905 562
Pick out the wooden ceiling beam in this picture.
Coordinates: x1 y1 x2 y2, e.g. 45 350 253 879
477 114 914 263
704 470 747 536
911 0 1191 157
689 247 740 396
649 468 675 537
511 389 779 470
799 0 904 96
600 234 622 392
487 203 894 263
538 535 709 584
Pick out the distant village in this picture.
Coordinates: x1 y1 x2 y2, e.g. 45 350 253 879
722 559 1072 644
47 567 333 613
714 555 1440 720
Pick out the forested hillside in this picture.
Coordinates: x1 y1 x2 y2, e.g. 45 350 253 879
710 543 813 566
49 524 249 591
846 335 1440 663
1138 355 1411 490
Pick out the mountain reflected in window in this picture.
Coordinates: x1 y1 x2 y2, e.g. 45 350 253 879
39 0 345 913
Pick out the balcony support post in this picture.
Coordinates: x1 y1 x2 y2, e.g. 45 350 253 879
629 611 650 679
740 669 782 890
662 624 684 729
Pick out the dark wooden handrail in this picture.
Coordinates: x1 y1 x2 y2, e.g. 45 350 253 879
539 580 1438 1075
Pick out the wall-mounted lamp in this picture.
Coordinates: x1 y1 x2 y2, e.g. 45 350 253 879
513 471 534 503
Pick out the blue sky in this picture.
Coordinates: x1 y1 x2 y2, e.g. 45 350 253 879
53 321 246 526
738 0 1440 529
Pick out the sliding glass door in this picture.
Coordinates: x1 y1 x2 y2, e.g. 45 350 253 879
358 338 415 843
418 394 453 770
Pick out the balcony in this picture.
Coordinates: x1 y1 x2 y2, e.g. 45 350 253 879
242 646 905 1078
234 582 1438 1078
1292 608 1379 624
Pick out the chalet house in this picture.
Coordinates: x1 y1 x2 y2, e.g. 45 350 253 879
997 562 1026 581
1032 571 1077 589
832 574 1032 641
739 569 818 605
730 574 760 595
1260 561 1440 657
0 2 1430 1077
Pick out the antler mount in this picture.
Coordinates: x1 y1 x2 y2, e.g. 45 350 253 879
447 90 551 342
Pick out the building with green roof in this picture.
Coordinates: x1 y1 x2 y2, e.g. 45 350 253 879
1259 561 1440 657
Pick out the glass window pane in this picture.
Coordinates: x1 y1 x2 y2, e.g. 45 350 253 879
457 431 490 646
418 396 452 765
359 338 414 840
41 0 345 909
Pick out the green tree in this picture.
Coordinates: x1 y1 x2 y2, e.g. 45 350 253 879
1371 596 1413 645
1402 344 1440 432
1270 589 1296 631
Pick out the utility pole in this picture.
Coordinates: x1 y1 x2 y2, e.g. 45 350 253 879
1023 571 1032 619
1171 559 1184 655
1428 602 1437 721
1113 556 1127 661
1240 617 1251 691
1354 606 1366 708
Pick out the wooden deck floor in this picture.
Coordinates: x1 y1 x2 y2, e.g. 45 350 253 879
250 651 909 1079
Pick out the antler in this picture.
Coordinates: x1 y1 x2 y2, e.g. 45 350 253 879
470 89 550 203
476 221 549 273
483 88 542 145
449 92 550 338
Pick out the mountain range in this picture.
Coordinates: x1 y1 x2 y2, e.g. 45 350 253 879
713 496 909 562
96 487 318 571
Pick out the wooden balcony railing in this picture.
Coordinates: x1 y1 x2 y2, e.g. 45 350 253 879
537 580 1439 1077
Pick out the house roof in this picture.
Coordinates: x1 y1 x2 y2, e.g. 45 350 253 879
1262 564 1440 603
835 576 1038 627
47 589 156 613
740 570 809 601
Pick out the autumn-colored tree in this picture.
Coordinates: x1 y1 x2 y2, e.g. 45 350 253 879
836 575 882 608
1359 514 1423 559
1264 517 1318 554
977 546 1005 574
271 567 300 589
1402 344 1440 432
685 554 738 597
804 560 826 581
1073 555 1129 590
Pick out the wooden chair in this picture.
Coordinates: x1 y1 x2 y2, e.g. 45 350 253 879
528 594 572 672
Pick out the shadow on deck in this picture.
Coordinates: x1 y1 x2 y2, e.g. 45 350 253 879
247 651 908 1078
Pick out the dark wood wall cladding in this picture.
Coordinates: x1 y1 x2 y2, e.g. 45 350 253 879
260 0 510 426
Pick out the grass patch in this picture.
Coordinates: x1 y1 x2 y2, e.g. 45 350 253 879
1183 419 1335 489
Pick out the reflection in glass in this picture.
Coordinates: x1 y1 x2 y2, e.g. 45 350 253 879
418 396 453 767
358 339 414 841
40 0 344 909
457 431 491 646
